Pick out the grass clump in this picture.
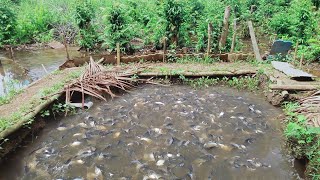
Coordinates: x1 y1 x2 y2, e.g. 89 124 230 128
282 102 320 179
0 80 24 106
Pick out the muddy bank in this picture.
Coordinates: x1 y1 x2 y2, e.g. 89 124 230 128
0 85 302 179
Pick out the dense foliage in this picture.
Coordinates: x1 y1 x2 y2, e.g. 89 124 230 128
0 0 319 61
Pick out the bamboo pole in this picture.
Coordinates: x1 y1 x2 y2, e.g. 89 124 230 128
230 19 237 53
116 43 120 66
219 6 231 50
207 23 212 57
247 21 262 62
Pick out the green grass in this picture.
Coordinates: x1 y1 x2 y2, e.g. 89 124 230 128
0 80 24 106
0 68 83 134
282 102 320 179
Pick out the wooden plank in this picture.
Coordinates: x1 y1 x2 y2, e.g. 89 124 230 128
269 84 318 91
247 21 262 62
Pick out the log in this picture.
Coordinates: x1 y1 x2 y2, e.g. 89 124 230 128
138 70 256 77
247 21 262 62
219 6 231 50
269 84 318 91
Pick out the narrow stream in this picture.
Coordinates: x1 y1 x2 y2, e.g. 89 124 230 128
0 85 301 179
0 48 80 96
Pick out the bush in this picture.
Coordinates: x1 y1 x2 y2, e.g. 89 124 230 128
102 4 134 52
164 0 186 47
15 1 55 44
0 3 16 46
75 0 97 50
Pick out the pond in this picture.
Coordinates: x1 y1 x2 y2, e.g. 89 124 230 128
0 48 80 96
0 85 302 179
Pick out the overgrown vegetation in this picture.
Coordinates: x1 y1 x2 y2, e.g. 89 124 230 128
283 102 320 179
0 0 318 61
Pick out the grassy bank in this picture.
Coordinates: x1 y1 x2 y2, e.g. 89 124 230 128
0 68 82 136
283 101 320 179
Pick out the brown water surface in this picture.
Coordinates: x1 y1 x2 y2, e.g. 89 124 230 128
0 48 80 96
0 85 301 179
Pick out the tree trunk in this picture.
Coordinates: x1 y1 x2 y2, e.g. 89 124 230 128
219 6 231 50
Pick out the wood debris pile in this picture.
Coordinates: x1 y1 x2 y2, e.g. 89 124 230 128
64 57 149 106
295 91 320 127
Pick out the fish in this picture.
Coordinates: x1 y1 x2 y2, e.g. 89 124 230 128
78 123 88 128
218 112 224 118
89 121 95 127
138 137 152 143
143 153 156 162
75 159 85 164
77 147 96 158
255 129 264 134
73 133 84 137
113 132 121 138
167 153 174 158
153 128 163 134
156 159 165 166
204 142 218 149
247 159 262 168
131 160 146 171
255 110 262 114
143 171 162 180
70 141 81 147
57 127 67 131
244 137 256 144
87 166 103 180
155 102 165 105
230 143 246 150
165 137 174 146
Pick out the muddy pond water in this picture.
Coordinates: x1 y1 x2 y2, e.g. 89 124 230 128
0 48 80 96
0 85 302 179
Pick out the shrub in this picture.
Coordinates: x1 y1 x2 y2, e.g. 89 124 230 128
164 0 186 47
102 4 134 52
75 0 97 50
0 3 16 46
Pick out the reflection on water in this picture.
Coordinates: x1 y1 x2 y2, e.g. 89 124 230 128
0 85 301 179
0 48 80 96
